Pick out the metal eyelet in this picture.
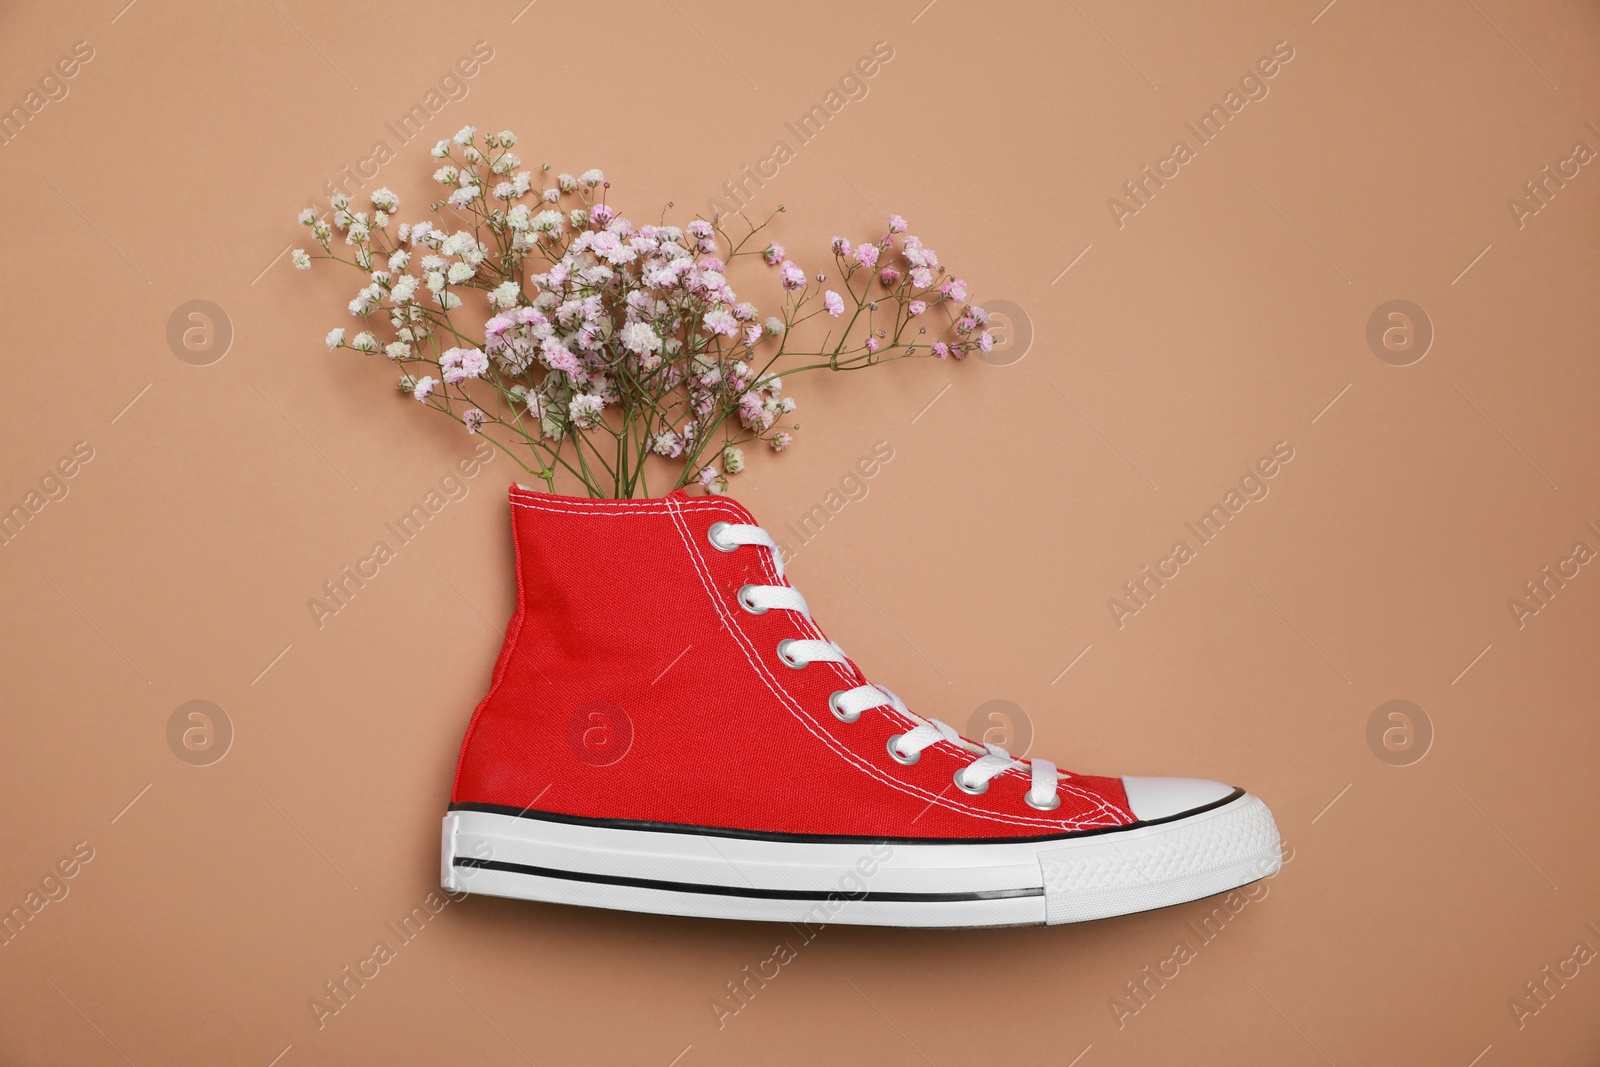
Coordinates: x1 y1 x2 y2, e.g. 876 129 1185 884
1026 792 1062 811
775 639 806 669
828 690 861 723
707 521 737 552
886 734 919 765
953 770 990 796
737 585 767 614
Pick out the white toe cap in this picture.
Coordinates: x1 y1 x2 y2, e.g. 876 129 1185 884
1121 776 1238 822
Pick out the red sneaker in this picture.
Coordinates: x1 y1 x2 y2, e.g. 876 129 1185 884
442 486 1282 927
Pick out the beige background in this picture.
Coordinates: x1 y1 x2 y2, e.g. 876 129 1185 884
3 0 1599 1063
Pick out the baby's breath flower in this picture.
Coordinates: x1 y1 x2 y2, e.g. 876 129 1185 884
488 281 520 309
295 140 978 498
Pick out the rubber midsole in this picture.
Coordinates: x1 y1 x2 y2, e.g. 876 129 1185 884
441 793 1282 926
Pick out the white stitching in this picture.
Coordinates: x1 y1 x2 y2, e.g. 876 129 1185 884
663 496 1106 831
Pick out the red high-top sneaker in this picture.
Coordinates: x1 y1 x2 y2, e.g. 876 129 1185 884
442 486 1282 927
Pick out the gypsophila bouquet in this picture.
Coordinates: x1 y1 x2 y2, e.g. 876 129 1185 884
294 126 992 498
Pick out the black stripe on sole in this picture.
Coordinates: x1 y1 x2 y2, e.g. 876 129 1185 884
454 857 1044 903
449 788 1247 845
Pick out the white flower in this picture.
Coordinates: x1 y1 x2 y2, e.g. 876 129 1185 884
579 168 605 187
430 139 450 158
447 262 476 285
722 446 745 475
620 321 661 356
453 125 476 145
292 249 312 270
384 341 410 360
568 393 605 429
496 130 517 147
324 328 345 350
352 331 379 352
447 186 479 208
557 173 577 192
437 290 462 310
297 208 317 225
413 375 437 401
391 275 419 304
388 250 410 272
488 281 520 309
764 316 785 336
371 187 399 211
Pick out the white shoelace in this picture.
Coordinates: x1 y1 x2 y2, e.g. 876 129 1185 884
708 520 1062 812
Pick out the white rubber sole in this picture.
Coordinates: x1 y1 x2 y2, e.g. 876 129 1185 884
441 791 1282 928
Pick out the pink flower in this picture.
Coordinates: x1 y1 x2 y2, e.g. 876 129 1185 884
823 290 844 317
779 261 806 290
763 243 785 265
831 236 851 256
932 342 950 359
942 278 968 301
590 204 615 225
853 243 879 269
463 408 486 433
908 300 926 316
687 219 714 239
877 267 901 287
978 331 994 354
703 309 739 337
770 431 792 451
864 337 880 353
911 267 933 289
887 214 907 234
743 323 762 348
413 375 437 401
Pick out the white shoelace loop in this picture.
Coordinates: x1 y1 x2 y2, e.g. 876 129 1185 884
708 520 1062 812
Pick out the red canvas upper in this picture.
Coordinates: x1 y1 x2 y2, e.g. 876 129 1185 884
451 486 1134 839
